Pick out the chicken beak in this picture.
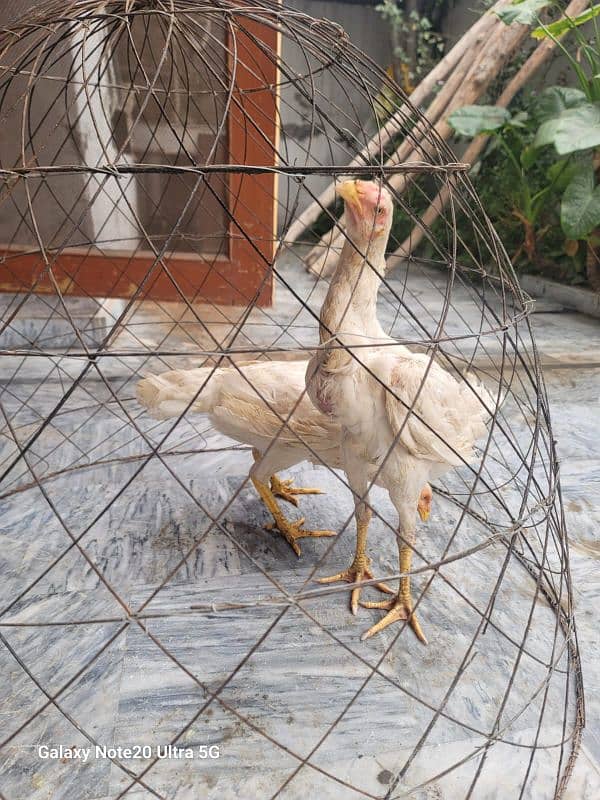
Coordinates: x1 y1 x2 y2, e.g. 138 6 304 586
336 180 362 212
418 506 430 523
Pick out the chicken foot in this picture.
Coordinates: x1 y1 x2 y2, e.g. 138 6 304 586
317 502 394 614
270 475 324 507
361 540 427 644
251 476 336 557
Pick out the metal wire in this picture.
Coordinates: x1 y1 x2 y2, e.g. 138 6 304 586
0 2 583 799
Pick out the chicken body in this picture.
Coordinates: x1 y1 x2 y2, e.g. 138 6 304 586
137 360 339 555
307 180 495 642
138 359 341 476
137 359 432 607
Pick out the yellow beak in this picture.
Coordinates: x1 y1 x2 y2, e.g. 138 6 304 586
336 180 361 209
418 506 430 523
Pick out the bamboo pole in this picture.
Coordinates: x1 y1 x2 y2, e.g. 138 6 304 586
307 11 535 277
391 0 589 262
284 0 504 246
304 42 478 274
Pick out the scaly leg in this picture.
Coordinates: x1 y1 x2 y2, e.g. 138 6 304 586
270 475 324 508
317 499 394 614
361 538 427 644
251 476 336 557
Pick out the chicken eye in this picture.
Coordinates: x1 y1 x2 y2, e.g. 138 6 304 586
376 206 383 215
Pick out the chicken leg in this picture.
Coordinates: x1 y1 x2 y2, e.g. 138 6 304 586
316 492 394 613
361 532 427 644
251 476 336 557
250 448 335 556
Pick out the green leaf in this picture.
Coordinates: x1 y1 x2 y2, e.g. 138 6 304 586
447 105 511 137
534 86 587 124
553 103 600 153
497 0 551 26
561 170 600 239
520 144 538 169
534 102 600 153
547 157 589 192
532 4 600 38
534 118 561 147
509 110 530 128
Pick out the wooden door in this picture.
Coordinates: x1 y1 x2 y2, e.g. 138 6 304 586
0 9 279 307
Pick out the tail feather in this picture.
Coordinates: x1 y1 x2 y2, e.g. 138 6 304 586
463 370 506 416
136 367 222 420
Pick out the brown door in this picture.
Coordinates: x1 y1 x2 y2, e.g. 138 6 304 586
0 10 278 307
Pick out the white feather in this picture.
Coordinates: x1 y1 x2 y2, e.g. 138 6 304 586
137 360 343 480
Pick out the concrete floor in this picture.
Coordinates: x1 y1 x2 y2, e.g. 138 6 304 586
0 250 598 799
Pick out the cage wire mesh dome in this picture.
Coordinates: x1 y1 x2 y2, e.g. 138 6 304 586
0 1 584 799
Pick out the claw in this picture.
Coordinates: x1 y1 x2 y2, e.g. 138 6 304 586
264 518 336 557
270 476 325 507
253 475 334 557
317 559 395 614
360 595 428 644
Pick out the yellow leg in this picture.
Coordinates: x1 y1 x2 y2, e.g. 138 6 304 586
251 476 336 557
361 542 427 644
317 517 394 614
270 475 325 507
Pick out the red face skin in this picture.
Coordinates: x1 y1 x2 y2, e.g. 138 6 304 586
336 179 394 242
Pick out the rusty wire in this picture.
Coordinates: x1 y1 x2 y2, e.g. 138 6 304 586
0 2 584 799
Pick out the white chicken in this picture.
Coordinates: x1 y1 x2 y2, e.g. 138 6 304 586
137 359 433 564
306 179 496 643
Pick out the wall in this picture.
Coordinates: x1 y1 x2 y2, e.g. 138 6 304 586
277 1 396 227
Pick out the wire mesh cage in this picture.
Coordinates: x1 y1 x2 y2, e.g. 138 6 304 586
0 1 584 799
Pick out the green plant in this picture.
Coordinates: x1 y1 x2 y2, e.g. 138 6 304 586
449 2 600 287
448 103 573 268
525 2 600 285
376 0 445 93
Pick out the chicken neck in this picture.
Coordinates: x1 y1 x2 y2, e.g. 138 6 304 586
319 237 388 346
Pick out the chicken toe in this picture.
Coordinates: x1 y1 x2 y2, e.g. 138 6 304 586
270 475 325 507
360 595 427 644
252 475 334 557
317 557 394 615
264 518 336 557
